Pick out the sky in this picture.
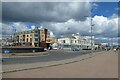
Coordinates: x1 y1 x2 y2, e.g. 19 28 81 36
92 2 118 17
1 1 119 45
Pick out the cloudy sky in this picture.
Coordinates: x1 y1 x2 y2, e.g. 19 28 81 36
1 1 119 45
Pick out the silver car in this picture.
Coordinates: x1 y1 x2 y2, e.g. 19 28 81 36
71 47 80 51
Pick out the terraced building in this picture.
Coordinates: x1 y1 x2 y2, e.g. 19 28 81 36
13 28 55 48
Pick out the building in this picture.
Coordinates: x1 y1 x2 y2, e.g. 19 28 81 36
46 37 58 49
13 28 52 48
57 33 95 50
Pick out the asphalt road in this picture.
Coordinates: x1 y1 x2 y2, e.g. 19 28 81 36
3 50 118 78
3 50 99 65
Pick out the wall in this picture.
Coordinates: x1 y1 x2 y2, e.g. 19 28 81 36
2 47 44 53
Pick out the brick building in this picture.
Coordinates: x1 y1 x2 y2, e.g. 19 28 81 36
13 28 51 48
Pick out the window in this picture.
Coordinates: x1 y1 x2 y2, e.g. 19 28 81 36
23 35 25 37
30 38 32 42
30 43 32 46
35 34 38 37
42 35 44 37
27 35 29 37
35 39 38 41
75 40 76 43
35 31 38 33
23 39 25 41
26 38 28 42
20 39 22 42
42 31 44 34
34 43 37 47
63 40 65 43
71 40 72 43
42 38 45 41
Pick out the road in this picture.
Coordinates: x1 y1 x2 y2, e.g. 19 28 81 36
3 50 96 65
3 50 118 78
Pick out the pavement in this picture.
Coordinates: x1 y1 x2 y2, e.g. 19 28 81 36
2 50 118 78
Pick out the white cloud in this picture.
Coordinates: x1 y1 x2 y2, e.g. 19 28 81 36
42 14 118 38
12 22 29 32
38 26 43 29
50 31 55 37
1 14 118 45
1 22 29 38
1 13 118 39
44 19 90 36
31 25 36 29
92 15 118 37
94 36 119 45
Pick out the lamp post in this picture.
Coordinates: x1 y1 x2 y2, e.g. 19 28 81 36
60 34 63 49
68 28 72 50
10 35 12 46
90 18 95 51
84 7 95 53
70 36 73 50
109 38 112 49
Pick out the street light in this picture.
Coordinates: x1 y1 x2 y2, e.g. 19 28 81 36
67 28 73 50
109 38 112 49
90 18 95 51
60 34 64 49
84 8 95 52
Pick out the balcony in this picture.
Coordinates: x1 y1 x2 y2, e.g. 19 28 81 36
34 36 39 39
34 41 38 43
34 32 38 34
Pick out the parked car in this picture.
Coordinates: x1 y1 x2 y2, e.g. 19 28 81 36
44 48 47 51
71 47 80 51
82 48 91 50
114 47 119 52
53 47 58 50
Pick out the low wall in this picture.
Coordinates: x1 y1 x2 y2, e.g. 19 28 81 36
2 47 44 53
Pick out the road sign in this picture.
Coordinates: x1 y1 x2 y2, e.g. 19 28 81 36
4 50 9 54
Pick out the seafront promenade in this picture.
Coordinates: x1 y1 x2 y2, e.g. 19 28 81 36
2 50 118 78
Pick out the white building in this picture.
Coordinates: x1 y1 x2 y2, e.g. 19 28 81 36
57 33 95 50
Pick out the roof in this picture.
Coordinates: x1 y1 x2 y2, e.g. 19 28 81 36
64 34 76 39
7 39 13 42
